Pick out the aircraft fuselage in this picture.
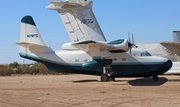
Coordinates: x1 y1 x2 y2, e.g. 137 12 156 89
19 49 172 78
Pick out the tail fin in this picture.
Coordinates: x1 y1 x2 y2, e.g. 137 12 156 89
173 31 180 42
46 0 106 42
16 16 52 56
17 15 45 47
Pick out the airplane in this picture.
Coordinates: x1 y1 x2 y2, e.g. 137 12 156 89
136 31 180 75
16 0 172 82
161 31 180 57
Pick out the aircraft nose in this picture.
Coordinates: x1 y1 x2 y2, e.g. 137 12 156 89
166 59 172 67
162 59 172 72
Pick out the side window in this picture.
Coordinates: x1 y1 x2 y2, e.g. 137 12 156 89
113 58 117 61
122 58 126 61
75 59 79 62
84 59 88 62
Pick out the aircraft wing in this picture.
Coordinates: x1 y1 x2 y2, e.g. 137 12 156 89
46 0 106 42
73 40 116 52
47 1 82 9
72 39 129 58
73 39 129 52
72 40 117 58
160 42 180 56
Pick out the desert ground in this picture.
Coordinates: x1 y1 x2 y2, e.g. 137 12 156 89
0 74 180 107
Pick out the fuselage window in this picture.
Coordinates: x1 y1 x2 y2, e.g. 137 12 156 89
84 59 88 62
113 58 117 61
75 59 79 62
122 58 126 61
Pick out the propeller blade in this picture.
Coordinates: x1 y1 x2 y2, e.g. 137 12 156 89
128 32 131 43
132 34 134 45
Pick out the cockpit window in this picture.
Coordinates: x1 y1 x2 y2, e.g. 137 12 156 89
140 51 152 56
141 52 146 56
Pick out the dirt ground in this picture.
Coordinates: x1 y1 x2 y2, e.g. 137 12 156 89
0 74 180 107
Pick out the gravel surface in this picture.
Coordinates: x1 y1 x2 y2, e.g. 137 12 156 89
0 74 180 107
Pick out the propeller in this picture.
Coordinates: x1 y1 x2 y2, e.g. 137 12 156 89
128 32 137 55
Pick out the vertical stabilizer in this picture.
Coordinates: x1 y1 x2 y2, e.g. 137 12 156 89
20 16 45 46
173 31 180 42
17 16 49 55
46 0 106 42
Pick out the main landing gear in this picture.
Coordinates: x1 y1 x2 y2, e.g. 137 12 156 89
101 74 109 82
100 74 115 82
101 65 115 82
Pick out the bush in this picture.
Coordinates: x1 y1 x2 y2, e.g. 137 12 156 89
0 62 68 76
9 62 19 68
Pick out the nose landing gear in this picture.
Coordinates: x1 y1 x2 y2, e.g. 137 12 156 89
152 75 159 81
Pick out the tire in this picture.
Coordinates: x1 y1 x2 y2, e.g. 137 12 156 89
153 75 159 81
101 74 109 82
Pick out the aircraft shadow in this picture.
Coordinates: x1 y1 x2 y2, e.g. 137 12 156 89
72 77 168 86
73 79 98 83
126 77 168 86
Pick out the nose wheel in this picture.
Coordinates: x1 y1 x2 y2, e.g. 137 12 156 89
153 75 159 81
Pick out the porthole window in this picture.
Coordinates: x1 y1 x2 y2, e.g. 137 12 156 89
84 59 88 62
113 58 117 61
122 58 126 61
75 59 79 62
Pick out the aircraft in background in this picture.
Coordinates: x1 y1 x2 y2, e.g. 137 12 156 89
161 31 180 57
136 31 180 75
16 0 172 81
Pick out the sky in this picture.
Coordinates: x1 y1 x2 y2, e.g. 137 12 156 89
1 0 180 64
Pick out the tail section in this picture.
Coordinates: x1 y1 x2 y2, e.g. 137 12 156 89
17 15 45 47
173 31 180 42
161 31 180 57
16 16 53 57
46 0 106 42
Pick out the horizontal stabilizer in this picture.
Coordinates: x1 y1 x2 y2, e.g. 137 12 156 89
16 42 53 53
16 42 46 49
160 42 180 56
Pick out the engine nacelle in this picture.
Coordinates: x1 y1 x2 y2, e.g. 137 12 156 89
108 39 129 53
62 42 78 50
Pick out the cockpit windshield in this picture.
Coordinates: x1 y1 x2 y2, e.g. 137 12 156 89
140 51 152 56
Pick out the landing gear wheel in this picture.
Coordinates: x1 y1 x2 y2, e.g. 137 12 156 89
101 74 109 82
153 75 159 81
